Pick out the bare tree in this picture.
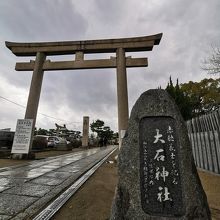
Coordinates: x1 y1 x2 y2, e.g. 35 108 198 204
202 46 220 75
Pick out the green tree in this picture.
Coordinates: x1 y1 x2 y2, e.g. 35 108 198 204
166 76 175 98
166 77 193 120
36 128 48 135
90 119 104 137
166 77 220 120
90 119 114 145
181 78 220 115
102 126 114 140
48 129 55 135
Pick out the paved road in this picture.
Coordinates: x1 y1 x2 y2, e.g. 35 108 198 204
0 146 117 220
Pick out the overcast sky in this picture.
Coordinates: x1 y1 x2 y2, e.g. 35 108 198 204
0 0 219 132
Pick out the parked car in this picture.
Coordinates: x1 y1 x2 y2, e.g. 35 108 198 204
47 136 68 147
32 135 49 150
14 134 71 152
33 135 68 149
0 131 15 149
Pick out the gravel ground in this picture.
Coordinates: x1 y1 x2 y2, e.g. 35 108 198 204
198 169 220 220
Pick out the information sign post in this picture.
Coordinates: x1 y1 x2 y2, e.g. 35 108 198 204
11 119 34 154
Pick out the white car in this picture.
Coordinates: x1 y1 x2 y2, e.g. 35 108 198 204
47 136 67 147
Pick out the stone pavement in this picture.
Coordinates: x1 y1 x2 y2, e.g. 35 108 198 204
0 146 117 220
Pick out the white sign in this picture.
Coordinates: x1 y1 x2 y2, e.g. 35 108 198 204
11 119 33 154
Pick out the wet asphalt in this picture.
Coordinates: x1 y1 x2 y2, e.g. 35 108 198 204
0 146 116 220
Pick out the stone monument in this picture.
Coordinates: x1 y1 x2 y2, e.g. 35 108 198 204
82 116 89 147
111 89 211 219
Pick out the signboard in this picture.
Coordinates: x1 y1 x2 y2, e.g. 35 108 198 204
11 119 33 154
139 116 184 217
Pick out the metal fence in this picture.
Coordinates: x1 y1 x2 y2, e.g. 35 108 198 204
186 108 220 174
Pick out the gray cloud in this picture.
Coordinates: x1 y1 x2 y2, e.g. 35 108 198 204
0 0 219 132
0 0 88 41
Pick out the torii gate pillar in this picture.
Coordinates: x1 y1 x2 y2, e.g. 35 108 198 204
12 52 45 159
116 48 129 148
25 52 45 124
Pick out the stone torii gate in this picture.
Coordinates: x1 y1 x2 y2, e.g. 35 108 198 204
6 33 162 155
